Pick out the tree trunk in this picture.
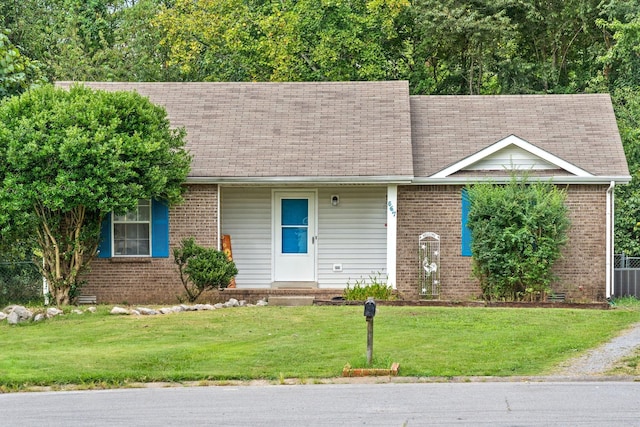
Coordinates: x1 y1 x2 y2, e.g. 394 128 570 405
34 204 101 306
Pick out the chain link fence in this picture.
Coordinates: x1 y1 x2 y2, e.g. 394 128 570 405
614 254 640 269
0 261 43 306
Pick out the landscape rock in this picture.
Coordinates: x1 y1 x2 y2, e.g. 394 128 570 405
224 298 239 308
7 311 19 324
8 306 33 324
46 307 64 318
2 297 268 324
3 305 19 314
110 306 130 315
193 304 215 311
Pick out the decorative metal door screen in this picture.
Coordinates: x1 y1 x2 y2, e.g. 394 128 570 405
419 232 440 298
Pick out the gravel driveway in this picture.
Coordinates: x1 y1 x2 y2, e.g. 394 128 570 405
552 322 640 376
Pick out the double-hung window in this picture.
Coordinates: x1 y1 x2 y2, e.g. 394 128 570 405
98 199 170 259
113 200 151 256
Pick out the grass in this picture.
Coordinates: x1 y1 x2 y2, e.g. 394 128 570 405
1 303 640 390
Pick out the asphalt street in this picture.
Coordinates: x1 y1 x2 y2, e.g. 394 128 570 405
2 381 640 426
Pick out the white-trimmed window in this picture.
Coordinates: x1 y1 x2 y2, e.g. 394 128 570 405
113 200 151 256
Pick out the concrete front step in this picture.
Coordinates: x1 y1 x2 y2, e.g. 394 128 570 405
267 296 315 306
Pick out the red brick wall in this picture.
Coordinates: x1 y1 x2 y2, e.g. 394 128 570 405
81 183 608 304
396 184 608 302
79 184 218 304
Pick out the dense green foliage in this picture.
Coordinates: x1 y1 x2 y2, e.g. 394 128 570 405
0 84 191 305
0 0 639 255
466 177 570 301
173 237 239 303
0 0 633 94
0 29 45 99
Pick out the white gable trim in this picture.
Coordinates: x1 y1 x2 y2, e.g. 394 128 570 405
431 135 593 178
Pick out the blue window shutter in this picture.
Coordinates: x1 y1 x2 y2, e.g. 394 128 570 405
461 188 472 257
151 199 170 258
98 213 112 258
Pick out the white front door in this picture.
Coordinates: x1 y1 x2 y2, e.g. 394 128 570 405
273 191 316 283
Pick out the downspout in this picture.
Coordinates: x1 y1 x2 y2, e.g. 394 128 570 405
606 181 615 299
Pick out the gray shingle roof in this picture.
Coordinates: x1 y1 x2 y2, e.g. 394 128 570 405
57 81 414 181
56 82 629 183
410 94 629 178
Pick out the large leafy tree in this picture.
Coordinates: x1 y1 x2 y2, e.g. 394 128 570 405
594 1 640 255
613 88 640 255
155 0 263 81
0 84 191 305
0 29 45 99
155 0 410 82
410 0 517 94
1 0 180 82
258 0 410 82
503 0 603 94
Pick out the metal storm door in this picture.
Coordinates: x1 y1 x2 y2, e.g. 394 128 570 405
274 191 316 282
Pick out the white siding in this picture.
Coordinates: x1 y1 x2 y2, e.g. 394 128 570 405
465 146 556 171
221 186 388 289
317 187 387 288
221 187 272 288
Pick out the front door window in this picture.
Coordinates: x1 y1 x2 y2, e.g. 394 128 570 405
281 199 308 254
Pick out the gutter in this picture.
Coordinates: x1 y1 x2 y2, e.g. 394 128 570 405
606 181 615 299
412 176 632 185
187 175 632 186
186 175 415 185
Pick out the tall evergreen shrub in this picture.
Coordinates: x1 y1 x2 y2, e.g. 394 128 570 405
466 177 570 301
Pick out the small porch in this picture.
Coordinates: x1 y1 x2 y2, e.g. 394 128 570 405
219 184 399 291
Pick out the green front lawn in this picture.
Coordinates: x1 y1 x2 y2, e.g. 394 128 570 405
1 304 639 390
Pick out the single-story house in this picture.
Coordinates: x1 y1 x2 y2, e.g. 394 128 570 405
57 81 630 304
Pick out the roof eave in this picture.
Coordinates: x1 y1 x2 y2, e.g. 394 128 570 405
412 175 632 185
186 175 415 185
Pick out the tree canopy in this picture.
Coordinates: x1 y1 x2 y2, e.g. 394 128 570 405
1 0 640 255
0 84 191 304
0 29 45 99
0 0 635 95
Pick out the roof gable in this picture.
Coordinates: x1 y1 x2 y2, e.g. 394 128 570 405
432 135 593 178
410 94 630 182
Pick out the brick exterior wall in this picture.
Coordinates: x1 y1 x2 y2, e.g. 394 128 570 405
81 183 608 304
79 184 218 304
396 184 608 302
